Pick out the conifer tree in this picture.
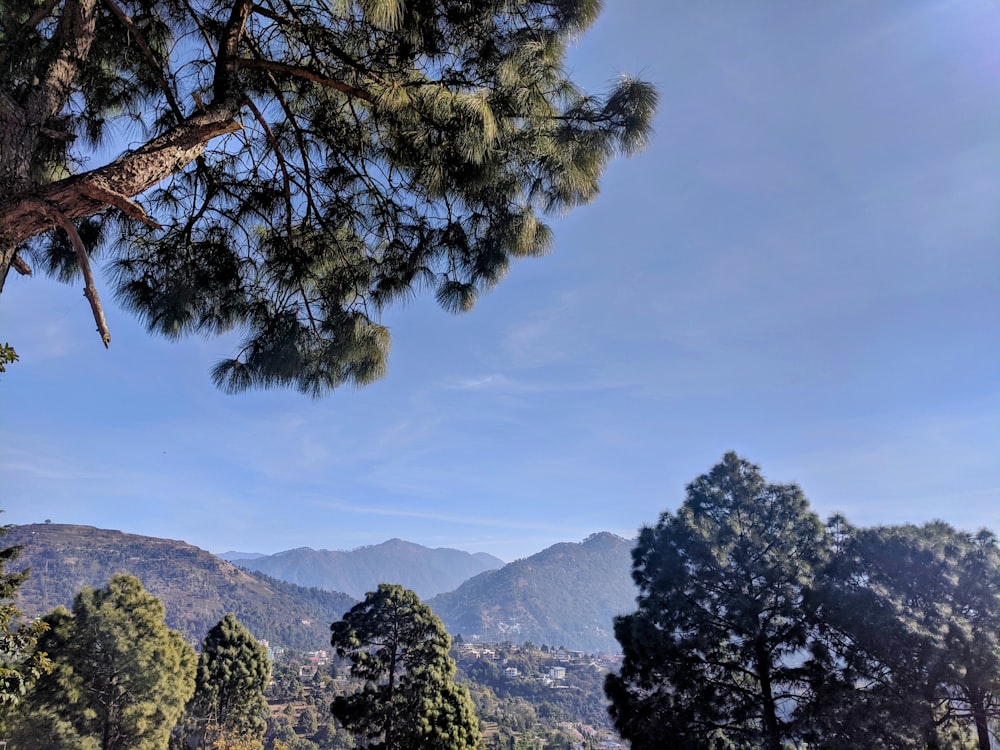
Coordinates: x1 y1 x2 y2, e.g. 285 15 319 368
807 521 1000 750
0 0 655 392
330 583 480 750
176 613 271 750
606 453 829 750
5 573 196 750
0 520 50 709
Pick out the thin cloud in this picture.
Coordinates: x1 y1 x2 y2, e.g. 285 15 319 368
309 497 591 535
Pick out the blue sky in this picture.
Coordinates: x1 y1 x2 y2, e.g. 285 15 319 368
2 0 998 562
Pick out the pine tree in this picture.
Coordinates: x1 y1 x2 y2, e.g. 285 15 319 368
330 583 480 750
5 573 196 750
606 453 829 750
0 519 50 710
807 521 1000 750
177 613 271 750
0 0 655 392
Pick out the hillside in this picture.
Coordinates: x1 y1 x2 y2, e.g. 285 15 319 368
5 524 355 650
428 532 638 653
230 538 504 599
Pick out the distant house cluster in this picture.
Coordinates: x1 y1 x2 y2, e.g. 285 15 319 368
297 649 329 679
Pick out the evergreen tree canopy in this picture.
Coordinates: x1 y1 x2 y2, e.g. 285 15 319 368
177 613 271 750
0 0 656 393
606 452 829 750
330 583 480 750
7 573 196 750
808 520 1000 750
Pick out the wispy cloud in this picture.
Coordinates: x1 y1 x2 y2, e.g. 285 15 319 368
445 374 517 391
308 497 593 535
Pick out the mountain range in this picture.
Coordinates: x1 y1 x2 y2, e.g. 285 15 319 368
5 524 637 652
224 539 504 599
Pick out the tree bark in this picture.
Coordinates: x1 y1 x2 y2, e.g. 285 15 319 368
0 0 99 196
0 0 254 293
0 106 241 292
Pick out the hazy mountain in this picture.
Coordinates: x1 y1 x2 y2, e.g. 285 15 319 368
233 538 505 599
428 532 638 653
5 524 355 650
218 550 267 561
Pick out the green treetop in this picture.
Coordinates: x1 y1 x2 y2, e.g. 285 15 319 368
6 573 196 750
0 0 656 391
331 583 480 750
606 452 830 750
176 613 271 750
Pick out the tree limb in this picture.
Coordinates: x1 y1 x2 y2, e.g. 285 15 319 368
235 58 373 101
101 0 185 121
78 180 163 229
10 254 32 277
32 200 111 348
0 106 241 253
213 0 254 101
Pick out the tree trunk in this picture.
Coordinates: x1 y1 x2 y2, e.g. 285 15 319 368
970 690 992 750
754 639 782 750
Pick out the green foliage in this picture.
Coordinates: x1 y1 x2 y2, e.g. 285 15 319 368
607 456 1000 750
330 583 480 750
0 521 50 710
6 574 196 750
3 0 656 393
606 453 829 750
177 614 271 750
0 342 16 373
806 520 1000 750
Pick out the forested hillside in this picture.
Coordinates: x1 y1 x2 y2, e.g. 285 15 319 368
7 524 636 653
429 532 636 653
7 524 354 650
231 538 504 599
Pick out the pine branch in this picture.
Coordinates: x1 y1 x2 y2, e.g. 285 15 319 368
0 106 242 250
32 200 111 347
235 58 373 101
78 180 163 229
0 0 62 69
101 0 185 121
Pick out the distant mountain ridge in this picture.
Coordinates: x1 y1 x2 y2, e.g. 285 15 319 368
5 524 355 651
230 538 504 599
6 524 637 653
429 532 637 653
218 550 267 561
